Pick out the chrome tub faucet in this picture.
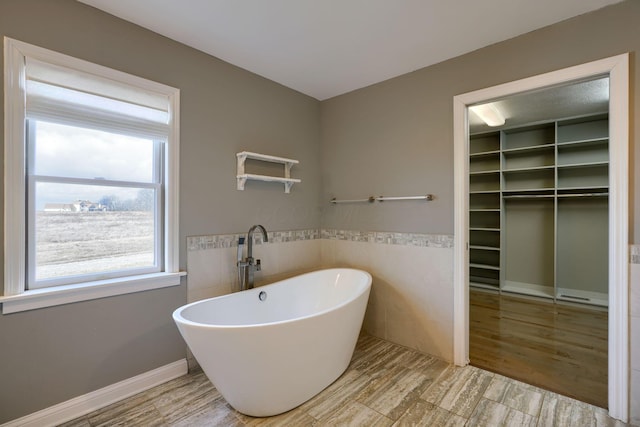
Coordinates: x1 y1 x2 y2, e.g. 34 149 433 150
237 224 268 290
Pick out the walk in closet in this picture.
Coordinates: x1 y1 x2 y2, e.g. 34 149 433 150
469 113 609 306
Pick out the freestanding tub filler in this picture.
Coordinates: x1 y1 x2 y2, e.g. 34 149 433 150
172 268 372 417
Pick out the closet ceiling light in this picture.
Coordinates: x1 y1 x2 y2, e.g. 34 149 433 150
470 103 505 127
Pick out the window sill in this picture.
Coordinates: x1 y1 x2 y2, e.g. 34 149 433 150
0 272 186 314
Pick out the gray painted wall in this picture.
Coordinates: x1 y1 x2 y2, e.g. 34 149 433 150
0 0 320 422
321 0 639 240
1 0 639 423
0 286 185 422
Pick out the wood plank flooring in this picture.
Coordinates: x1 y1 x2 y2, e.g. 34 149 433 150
469 289 608 409
62 334 626 426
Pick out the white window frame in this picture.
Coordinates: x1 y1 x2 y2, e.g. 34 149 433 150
1 38 183 314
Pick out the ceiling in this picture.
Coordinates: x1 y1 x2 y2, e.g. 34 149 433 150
77 0 622 100
469 77 610 133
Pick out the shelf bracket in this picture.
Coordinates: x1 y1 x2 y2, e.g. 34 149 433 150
284 180 294 194
236 175 248 191
237 152 248 176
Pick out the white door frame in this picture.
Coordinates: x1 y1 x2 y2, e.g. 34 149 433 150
452 53 629 422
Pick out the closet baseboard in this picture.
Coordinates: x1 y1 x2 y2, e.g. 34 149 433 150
557 288 608 307
502 280 554 299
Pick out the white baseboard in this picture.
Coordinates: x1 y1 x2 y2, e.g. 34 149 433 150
556 287 608 307
502 280 554 298
2 359 188 427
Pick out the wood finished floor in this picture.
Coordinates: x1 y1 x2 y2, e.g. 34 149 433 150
469 289 608 409
62 334 627 426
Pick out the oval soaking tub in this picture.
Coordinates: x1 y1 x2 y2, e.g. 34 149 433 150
172 268 372 417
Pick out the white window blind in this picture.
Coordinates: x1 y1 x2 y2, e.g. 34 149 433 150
25 57 170 140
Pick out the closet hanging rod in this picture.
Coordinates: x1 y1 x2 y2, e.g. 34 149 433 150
503 193 608 199
330 194 434 204
558 192 609 198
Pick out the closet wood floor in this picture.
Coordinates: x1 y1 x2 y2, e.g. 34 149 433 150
469 289 608 409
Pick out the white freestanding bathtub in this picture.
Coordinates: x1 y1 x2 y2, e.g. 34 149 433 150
172 268 372 417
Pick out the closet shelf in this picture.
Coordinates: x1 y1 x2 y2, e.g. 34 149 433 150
503 187 554 193
557 185 608 192
470 245 500 251
470 150 500 158
501 143 554 154
503 187 554 194
556 161 608 170
470 281 500 291
470 169 500 175
469 190 500 195
557 192 608 198
469 263 500 271
503 194 555 200
503 165 555 173
557 137 608 146
236 151 301 193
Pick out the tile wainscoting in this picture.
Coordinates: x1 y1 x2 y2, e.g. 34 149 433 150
186 229 322 303
186 231 639 423
187 228 454 361
320 230 454 361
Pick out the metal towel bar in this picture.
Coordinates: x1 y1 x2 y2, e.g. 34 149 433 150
330 194 434 204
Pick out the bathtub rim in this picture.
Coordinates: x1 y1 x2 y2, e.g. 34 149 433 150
173 267 372 330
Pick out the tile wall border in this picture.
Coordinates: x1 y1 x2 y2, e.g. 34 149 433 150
630 245 640 264
321 229 453 248
187 230 633 260
187 229 319 251
187 228 454 252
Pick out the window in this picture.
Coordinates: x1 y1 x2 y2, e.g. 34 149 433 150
28 122 162 287
2 38 181 313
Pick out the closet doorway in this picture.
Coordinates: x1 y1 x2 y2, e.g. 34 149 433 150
452 54 629 421
467 78 610 407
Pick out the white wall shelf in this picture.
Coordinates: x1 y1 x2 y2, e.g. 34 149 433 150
236 151 301 193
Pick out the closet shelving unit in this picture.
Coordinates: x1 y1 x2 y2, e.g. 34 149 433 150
468 113 609 307
469 133 502 289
